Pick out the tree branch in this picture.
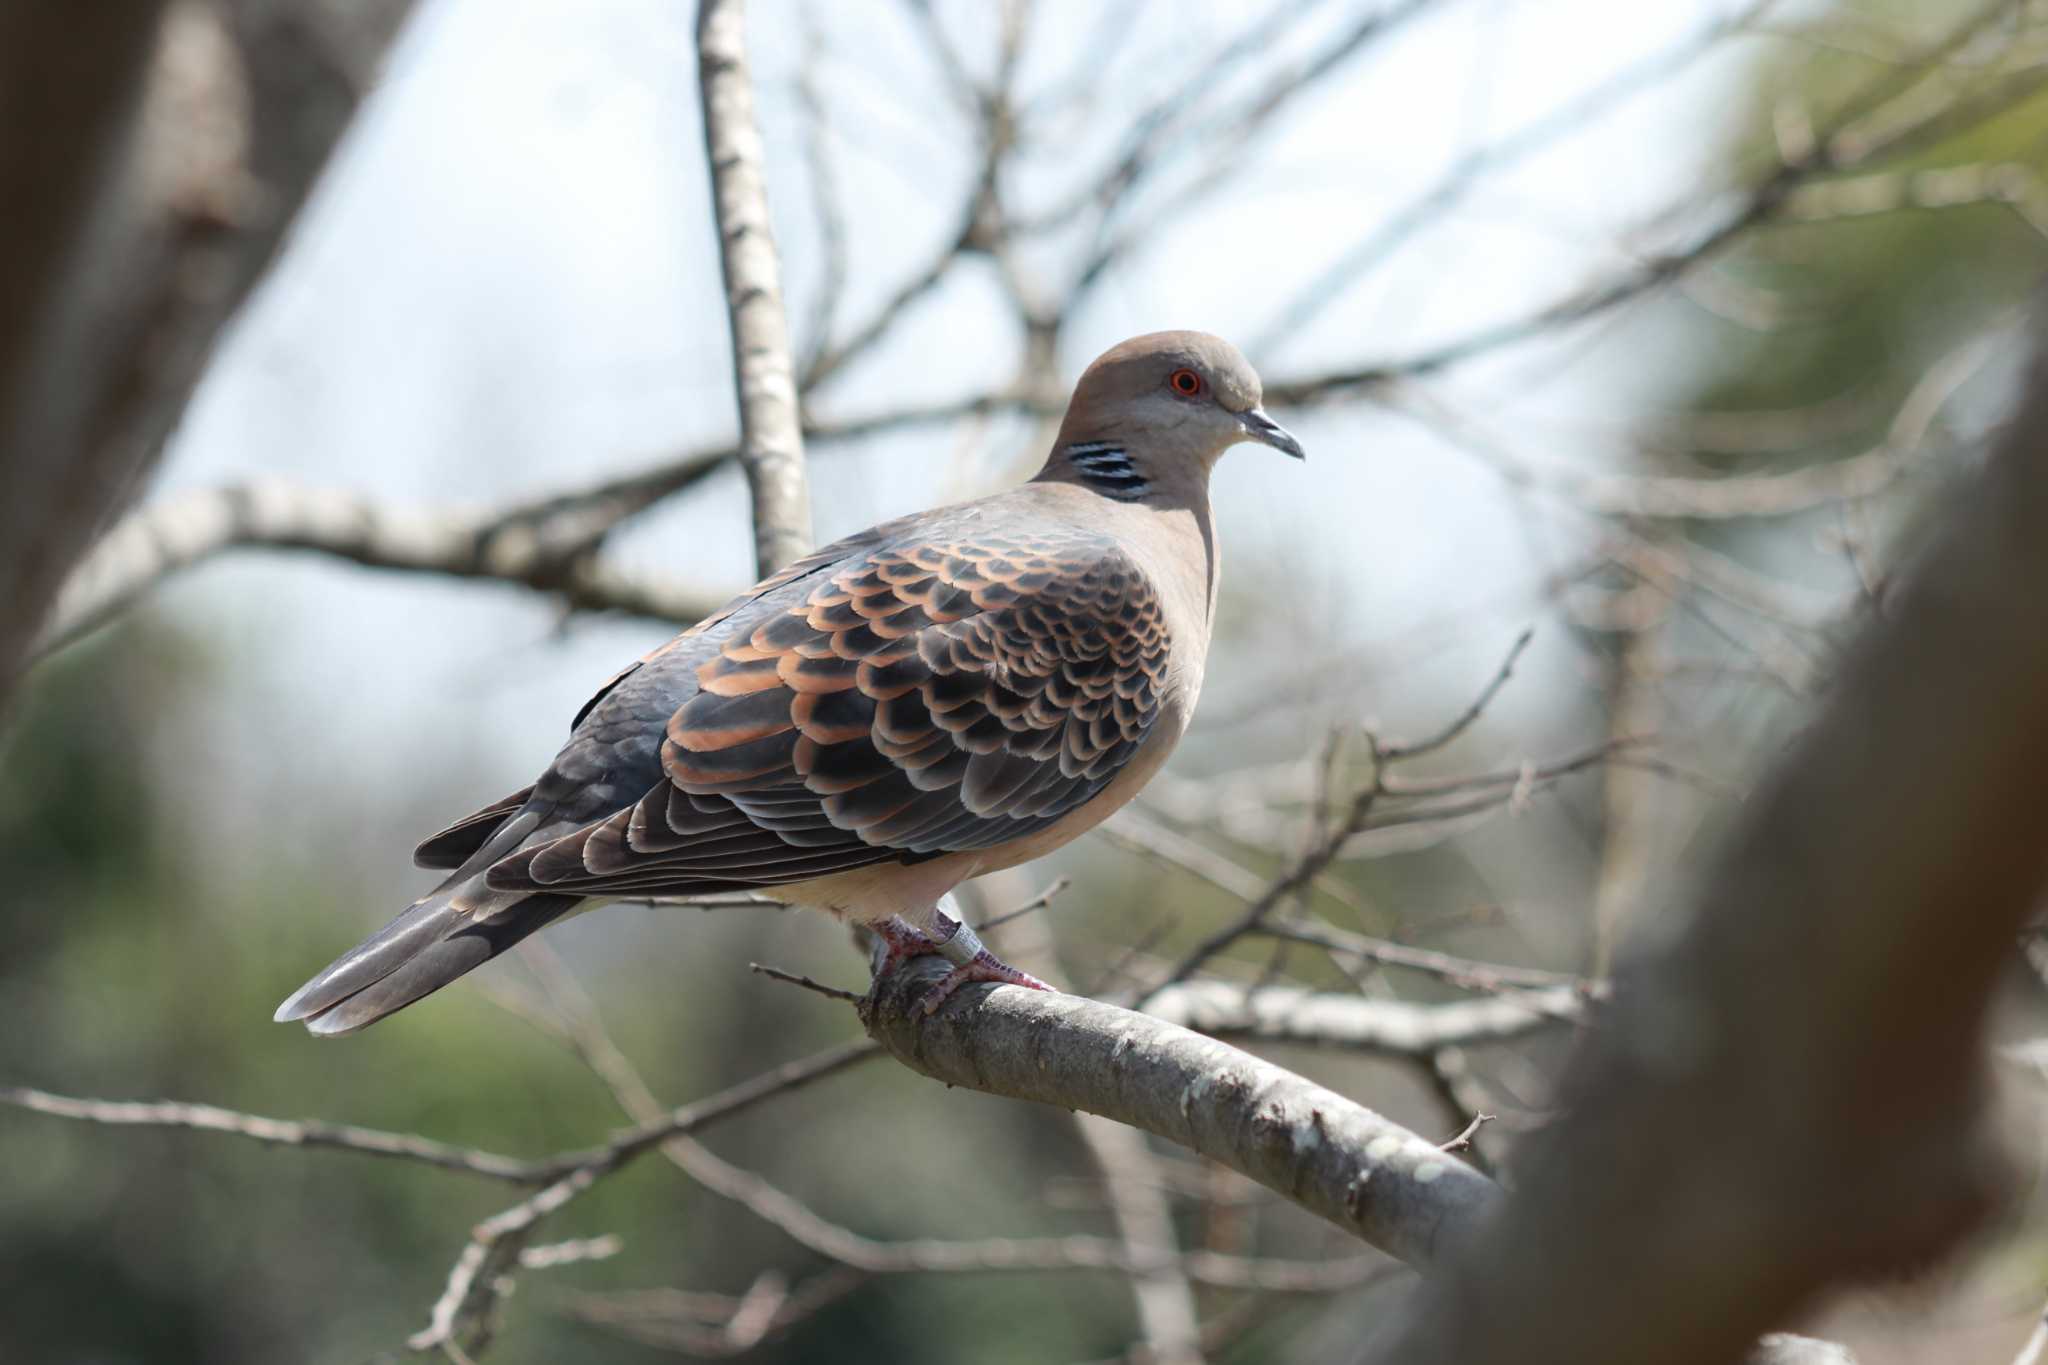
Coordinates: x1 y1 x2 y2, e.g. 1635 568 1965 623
1142 981 1581 1054
0 1083 542 1181
36 479 726 653
859 958 1499 1269
697 0 812 577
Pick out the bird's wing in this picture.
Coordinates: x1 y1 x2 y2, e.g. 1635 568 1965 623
407 513 933 868
483 519 1172 897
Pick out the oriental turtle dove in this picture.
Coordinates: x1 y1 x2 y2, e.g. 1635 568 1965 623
276 331 1303 1034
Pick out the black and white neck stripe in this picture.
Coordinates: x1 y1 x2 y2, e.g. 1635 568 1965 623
1064 441 1151 502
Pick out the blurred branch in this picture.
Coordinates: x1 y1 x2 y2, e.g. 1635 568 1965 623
1380 627 1534 761
2014 1295 2048 1365
698 0 812 577
0 1084 545 1181
1390 324 1998 522
1255 0 1784 352
31 386 1075 660
1141 981 1581 1053
0 0 413 702
1266 0 2042 406
1359 316 2048 1362
36 480 728 655
861 957 1500 1269
1255 920 1592 998
407 1040 870 1356
1073 1113 1207 1365
1063 0 1456 302
1 1042 872 1194
1132 631 1626 996
1009 890 1210 1365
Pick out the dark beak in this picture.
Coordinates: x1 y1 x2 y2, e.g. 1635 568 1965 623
1239 406 1305 459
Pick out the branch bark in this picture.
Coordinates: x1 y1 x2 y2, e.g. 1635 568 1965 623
860 957 1499 1269
696 0 812 578
1359 317 2048 1362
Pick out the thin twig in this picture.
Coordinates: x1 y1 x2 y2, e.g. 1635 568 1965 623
407 1039 873 1353
1437 1113 1493 1153
748 962 863 1004
0 1085 543 1182
974 876 1073 934
1380 629 1536 761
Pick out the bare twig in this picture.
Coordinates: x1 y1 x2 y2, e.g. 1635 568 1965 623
37 480 727 654
1136 635 1600 996
0 1084 540 1181
1380 629 1536 761
1388 324 1998 523
1256 919 1593 999
973 876 1072 934
34 385 1072 659
1436 1113 1492 1153
697 0 811 576
748 961 863 1004
3 1041 874 1196
407 1039 872 1354
1143 981 1582 1054
1255 0 1784 351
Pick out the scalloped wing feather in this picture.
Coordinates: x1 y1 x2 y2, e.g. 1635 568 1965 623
484 525 1171 898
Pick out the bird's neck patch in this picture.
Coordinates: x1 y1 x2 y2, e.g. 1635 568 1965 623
1062 442 1150 501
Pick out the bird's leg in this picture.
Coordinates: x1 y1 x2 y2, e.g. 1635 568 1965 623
869 914 941 978
914 897 1055 1015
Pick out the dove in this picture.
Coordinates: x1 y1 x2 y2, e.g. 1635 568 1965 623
275 331 1304 1035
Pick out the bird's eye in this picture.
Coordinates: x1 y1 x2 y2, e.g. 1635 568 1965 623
1169 368 1203 397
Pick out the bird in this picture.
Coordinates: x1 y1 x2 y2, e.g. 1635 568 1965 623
274 331 1304 1035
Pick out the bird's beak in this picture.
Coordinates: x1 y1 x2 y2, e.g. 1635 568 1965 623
1238 406 1305 459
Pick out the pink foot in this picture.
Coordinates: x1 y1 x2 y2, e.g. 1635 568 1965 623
869 915 940 977
867 910 1057 1015
917 947 1055 1016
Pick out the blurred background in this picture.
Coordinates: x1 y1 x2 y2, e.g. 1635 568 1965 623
7 0 2048 1360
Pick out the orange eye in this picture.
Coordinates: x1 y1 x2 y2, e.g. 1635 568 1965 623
1169 368 1203 396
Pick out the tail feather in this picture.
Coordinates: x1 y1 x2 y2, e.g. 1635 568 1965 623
274 881 579 1036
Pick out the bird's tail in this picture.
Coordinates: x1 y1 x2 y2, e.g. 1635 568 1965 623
273 880 579 1036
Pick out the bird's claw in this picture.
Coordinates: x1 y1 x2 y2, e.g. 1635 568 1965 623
915 950 1056 1015
869 910 1057 1015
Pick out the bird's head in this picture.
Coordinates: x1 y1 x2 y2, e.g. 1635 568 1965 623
1044 331 1303 503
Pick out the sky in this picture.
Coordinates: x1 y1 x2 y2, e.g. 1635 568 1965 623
131 0 1796 914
